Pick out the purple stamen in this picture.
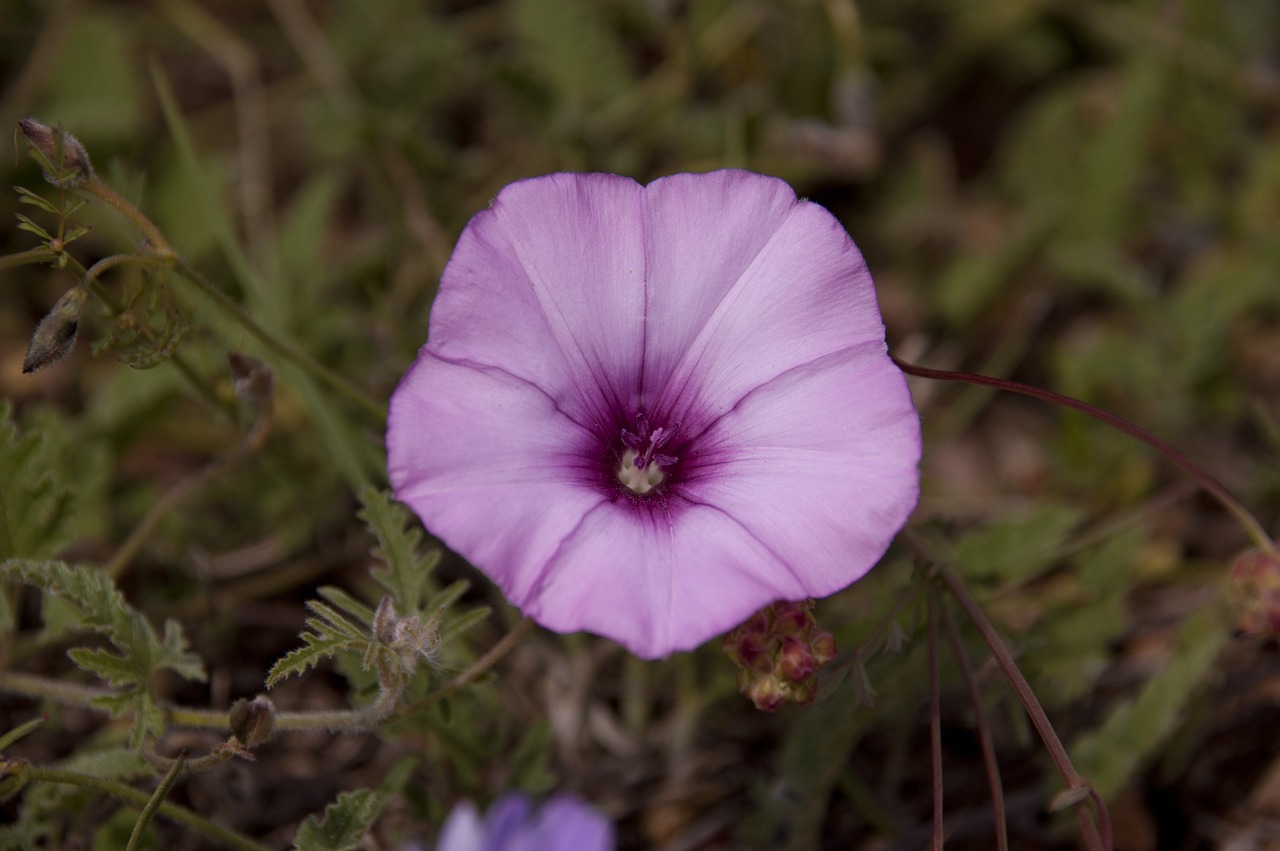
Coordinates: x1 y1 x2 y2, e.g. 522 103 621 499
623 413 680 471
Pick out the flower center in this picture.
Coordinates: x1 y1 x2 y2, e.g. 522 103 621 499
617 413 679 495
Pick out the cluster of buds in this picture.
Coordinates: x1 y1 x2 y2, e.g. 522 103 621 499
1231 546 1280 638
722 600 837 712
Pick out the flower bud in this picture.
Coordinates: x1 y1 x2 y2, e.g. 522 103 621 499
228 695 276 747
23 287 86 373
18 118 95 188
722 599 838 712
1231 546 1280 637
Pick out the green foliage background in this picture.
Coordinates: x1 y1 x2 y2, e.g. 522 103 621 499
1 0 1278 848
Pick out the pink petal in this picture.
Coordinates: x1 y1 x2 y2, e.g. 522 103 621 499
424 173 646 426
685 355 921 593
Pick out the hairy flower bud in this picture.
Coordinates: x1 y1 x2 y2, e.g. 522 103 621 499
228 695 276 747
18 118 95 188
723 599 837 712
23 287 86 373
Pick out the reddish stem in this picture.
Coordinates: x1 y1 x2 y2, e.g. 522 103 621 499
893 355 1275 554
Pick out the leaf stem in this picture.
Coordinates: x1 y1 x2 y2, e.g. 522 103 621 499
893 355 1275 555
170 258 386 421
7 764 269 851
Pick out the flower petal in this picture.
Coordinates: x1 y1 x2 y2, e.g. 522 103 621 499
526 794 614 851
650 187 889 436
437 801 485 851
388 356 610 605
424 173 647 426
684 354 921 593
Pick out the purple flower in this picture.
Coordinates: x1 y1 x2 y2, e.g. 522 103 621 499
388 170 920 659
436 792 614 851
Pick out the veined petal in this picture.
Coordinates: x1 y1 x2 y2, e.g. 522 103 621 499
637 171 799 401
388 170 922 660
652 194 888 435
388 356 611 605
425 174 646 426
684 355 921 592
523 500 811 659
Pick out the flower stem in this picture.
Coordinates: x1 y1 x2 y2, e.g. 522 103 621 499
80 175 175 257
927 585 944 850
171 258 387 421
904 531 1112 850
396 618 535 718
940 600 1009 851
893 355 1275 555
6 765 269 851
76 165 386 422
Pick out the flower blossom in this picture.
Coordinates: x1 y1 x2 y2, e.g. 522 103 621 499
388 170 921 659
434 792 614 851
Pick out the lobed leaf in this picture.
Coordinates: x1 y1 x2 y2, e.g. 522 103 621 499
359 487 439 615
291 790 384 851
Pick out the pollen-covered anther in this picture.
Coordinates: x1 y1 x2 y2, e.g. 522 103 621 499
618 413 679 495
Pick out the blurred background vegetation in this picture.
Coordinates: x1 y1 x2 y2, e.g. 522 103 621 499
1 0 1279 848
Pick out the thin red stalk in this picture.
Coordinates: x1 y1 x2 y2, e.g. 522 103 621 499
932 558 1110 850
893 355 1275 554
928 585 944 850
940 601 1009 851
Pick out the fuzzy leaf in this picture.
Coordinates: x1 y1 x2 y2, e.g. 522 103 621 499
359 487 439 615
292 790 384 851
0 559 205 744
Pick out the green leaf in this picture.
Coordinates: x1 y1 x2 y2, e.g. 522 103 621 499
0 559 205 744
14 187 60 214
360 488 440 615
951 503 1085 584
67 647 141 685
292 790 384 851
266 637 358 688
1070 608 1226 800
0 402 76 563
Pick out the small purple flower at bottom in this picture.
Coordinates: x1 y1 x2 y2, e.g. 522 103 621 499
388 170 922 659
435 792 615 851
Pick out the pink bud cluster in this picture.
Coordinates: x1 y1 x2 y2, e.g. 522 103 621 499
721 600 837 712
1231 547 1280 637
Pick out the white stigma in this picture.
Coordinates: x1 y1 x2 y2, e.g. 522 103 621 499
617 448 665 495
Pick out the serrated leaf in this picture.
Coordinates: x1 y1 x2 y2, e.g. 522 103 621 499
267 636 358 687
304 600 368 641
360 488 439 615
292 790 384 851
317 586 375 625
0 559 204 744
